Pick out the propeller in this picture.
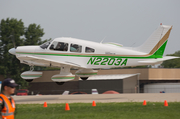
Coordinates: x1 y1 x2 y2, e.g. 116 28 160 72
10 31 16 48
8 32 16 55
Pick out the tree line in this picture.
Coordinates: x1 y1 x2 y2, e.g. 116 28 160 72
161 51 180 68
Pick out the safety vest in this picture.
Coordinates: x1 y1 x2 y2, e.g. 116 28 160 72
0 94 15 119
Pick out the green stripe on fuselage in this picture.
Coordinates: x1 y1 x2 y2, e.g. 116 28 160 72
16 52 162 59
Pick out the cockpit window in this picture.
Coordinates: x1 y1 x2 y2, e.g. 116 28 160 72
70 44 82 52
49 41 68 51
85 47 95 53
40 40 53 49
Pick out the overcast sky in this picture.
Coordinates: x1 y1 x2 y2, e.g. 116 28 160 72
0 0 179 55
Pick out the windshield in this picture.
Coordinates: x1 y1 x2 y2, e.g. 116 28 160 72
40 39 53 49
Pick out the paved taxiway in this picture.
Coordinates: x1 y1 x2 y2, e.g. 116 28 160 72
13 93 180 104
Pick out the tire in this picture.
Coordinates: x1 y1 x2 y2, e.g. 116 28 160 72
26 79 33 82
56 82 65 85
80 77 88 81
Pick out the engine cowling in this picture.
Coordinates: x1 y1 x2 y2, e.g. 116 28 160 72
51 74 75 82
75 69 98 79
21 71 43 82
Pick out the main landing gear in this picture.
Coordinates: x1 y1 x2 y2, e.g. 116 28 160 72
80 77 88 81
21 66 43 83
52 66 75 85
56 82 65 85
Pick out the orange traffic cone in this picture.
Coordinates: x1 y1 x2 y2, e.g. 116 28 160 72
92 101 96 106
143 100 147 106
164 100 168 107
65 103 70 111
44 102 47 107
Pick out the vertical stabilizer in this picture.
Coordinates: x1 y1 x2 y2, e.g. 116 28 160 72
136 25 172 56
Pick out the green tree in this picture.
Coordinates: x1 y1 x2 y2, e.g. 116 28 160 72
0 18 25 85
24 24 45 45
161 50 180 68
0 18 48 88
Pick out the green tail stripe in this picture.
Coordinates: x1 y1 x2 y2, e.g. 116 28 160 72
52 77 75 79
76 73 97 75
153 40 168 57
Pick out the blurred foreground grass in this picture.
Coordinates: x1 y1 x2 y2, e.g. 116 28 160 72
15 102 180 119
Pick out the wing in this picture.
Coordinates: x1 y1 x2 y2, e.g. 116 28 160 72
17 55 84 68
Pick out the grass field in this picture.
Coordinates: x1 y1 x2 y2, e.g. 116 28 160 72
15 102 180 119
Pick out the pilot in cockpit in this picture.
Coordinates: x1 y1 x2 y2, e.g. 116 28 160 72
56 43 62 50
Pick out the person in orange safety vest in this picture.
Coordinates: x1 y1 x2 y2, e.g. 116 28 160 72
0 78 18 119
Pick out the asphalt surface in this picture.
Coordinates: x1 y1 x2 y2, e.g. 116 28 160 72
13 93 180 104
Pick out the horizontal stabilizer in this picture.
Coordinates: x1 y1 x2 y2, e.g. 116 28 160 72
80 74 138 80
138 56 179 65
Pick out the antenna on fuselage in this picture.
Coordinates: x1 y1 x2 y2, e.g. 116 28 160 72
100 36 106 44
130 42 136 47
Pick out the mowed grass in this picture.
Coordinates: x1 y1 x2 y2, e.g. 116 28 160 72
15 102 180 119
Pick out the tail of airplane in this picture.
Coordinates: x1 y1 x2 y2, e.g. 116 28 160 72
135 25 172 57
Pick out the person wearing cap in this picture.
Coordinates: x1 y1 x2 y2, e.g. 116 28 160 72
0 78 18 119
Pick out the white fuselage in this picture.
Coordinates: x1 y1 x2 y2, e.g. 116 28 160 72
15 37 159 69
8 25 178 83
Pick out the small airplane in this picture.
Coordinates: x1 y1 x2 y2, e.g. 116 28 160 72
9 25 178 85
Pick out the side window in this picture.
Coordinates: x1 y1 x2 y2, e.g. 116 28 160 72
85 47 95 53
70 44 82 52
49 41 68 51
